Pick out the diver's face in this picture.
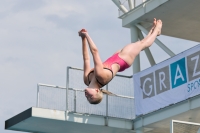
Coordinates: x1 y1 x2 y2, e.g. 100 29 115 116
84 88 98 101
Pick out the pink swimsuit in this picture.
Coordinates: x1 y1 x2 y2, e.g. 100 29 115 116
103 53 130 72
87 53 130 87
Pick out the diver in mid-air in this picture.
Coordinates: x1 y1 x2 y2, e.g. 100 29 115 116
79 18 162 104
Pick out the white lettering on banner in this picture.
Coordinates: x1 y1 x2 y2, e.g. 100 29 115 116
174 64 185 85
159 72 166 91
191 55 200 77
143 78 152 96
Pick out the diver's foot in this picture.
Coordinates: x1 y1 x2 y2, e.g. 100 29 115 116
154 19 162 36
148 18 157 36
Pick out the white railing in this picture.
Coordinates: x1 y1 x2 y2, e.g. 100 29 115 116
117 0 149 17
36 66 135 119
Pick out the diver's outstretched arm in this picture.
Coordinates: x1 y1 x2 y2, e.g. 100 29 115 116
79 30 105 80
79 30 91 85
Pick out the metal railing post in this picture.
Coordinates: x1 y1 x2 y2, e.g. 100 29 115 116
105 84 109 126
134 0 136 8
66 66 70 111
37 84 39 107
74 90 77 112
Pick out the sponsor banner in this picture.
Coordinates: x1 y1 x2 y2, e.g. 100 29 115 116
134 44 200 116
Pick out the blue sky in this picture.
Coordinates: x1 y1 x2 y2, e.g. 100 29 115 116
0 0 198 133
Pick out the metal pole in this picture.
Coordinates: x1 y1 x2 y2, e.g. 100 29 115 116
105 84 108 126
112 0 128 13
66 66 70 111
134 0 136 8
106 84 108 117
130 26 139 119
37 84 39 107
130 26 140 73
74 90 77 112
170 120 173 133
119 4 129 13
128 0 134 9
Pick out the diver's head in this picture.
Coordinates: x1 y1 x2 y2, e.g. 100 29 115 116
84 88 103 104
85 88 115 104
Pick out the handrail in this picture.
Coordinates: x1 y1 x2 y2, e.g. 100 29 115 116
37 83 134 99
118 0 152 18
38 83 66 89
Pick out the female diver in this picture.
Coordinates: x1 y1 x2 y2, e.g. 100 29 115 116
79 18 162 104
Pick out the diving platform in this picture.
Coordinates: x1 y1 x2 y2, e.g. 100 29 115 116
5 107 134 133
5 94 200 133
